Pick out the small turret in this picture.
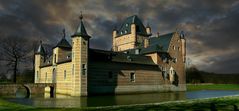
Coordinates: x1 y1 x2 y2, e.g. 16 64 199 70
35 41 46 83
36 41 46 56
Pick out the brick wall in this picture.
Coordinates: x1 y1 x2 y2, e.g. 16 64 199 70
88 61 185 95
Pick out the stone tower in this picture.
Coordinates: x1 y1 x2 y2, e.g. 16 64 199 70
112 15 151 51
71 13 91 96
35 41 46 83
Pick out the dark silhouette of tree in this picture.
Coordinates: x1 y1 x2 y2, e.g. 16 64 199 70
186 65 204 83
0 37 31 83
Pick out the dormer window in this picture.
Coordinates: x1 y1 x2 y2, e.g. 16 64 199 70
121 31 123 35
126 23 129 27
125 30 128 33
135 49 140 54
127 56 132 61
67 55 70 59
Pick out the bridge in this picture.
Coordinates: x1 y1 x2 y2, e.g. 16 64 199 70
0 83 56 98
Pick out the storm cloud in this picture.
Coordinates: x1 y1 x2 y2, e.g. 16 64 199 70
0 0 238 73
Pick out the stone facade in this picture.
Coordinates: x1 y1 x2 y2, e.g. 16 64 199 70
35 15 186 96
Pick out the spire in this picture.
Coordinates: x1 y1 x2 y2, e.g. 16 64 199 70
55 29 72 49
71 12 91 39
36 40 46 55
62 28 66 39
146 22 150 28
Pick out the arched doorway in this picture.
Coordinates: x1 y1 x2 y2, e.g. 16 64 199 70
16 85 30 98
52 68 56 83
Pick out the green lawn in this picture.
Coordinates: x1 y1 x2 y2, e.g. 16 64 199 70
187 84 239 91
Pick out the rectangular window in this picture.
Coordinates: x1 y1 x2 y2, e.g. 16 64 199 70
130 72 135 82
82 64 86 75
36 71 38 79
64 70 66 80
54 54 56 63
135 49 140 54
72 64 74 75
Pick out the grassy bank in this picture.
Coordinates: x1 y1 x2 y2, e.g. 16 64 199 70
1 96 239 111
187 84 239 91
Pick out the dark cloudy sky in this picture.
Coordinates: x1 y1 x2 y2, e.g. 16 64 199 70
0 0 239 73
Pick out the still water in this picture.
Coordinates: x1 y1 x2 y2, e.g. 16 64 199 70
5 90 239 108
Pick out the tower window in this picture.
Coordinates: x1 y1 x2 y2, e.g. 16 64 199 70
64 70 66 80
72 64 74 75
82 64 86 75
130 72 135 82
36 71 38 80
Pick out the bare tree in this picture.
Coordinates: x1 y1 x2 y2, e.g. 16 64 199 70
0 36 31 83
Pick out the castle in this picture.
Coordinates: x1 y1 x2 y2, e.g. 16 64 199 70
34 14 186 96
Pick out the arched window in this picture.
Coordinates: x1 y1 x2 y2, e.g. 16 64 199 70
130 72 135 82
52 68 56 83
169 67 175 83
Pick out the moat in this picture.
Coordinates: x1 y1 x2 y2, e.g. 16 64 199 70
4 90 239 107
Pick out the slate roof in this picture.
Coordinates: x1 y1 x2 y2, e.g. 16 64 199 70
71 15 91 39
54 37 72 49
40 56 53 67
116 15 149 37
122 32 175 54
145 32 174 53
89 49 156 65
40 52 72 67
36 41 46 55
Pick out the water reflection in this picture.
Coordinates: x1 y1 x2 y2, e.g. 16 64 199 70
7 90 239 108
186 90 239 99
15 86 30 98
